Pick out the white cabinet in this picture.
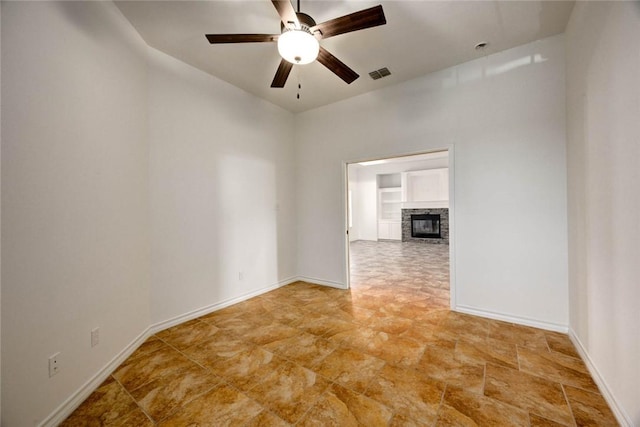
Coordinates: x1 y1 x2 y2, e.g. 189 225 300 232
378 221 401 240
401 168 449 209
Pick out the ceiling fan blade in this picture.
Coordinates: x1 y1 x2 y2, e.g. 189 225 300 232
271 59 294 88
317 47 359 84
205 34 279 44
271 0 300 29
311 5 386 40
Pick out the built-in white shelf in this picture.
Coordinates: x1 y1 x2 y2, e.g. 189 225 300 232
378 187 402 221
377 183 402 239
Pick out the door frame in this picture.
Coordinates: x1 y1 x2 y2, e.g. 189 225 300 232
342 146 456 310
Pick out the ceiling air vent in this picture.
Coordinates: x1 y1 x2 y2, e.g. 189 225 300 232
369 67 391 80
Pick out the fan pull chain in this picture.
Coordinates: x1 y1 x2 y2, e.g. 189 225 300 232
297 83 301 100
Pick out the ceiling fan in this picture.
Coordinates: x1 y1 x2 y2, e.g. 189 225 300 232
205 0 386 88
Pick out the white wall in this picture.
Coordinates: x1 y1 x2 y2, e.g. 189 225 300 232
565 2 640 424
349 157 449 241
1 2 298 423
1 2 150 424
147 48 296 324
12 1 640 423
296 35 569 327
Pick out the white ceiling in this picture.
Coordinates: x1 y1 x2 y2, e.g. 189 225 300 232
115 0 575 113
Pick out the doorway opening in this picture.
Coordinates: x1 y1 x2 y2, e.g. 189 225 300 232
344 149 454 309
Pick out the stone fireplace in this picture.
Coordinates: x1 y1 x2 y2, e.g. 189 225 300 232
402 208 449 244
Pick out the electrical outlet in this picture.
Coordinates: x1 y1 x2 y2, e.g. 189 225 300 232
48 352 60 377
238 271 244 281
91 327 100 347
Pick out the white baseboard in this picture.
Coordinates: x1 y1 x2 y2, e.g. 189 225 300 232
455 304 568 333
295 275 348 290
149 276 298 334
39 276 298 426
40 327 153 427
568 329 633 427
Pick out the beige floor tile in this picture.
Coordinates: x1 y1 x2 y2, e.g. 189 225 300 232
484 363 574 425
129 363 220 422
247 360 330 424
235 294 283 313
544 331 581 359
335 304 377 324
454 336 519 369
219 299 271 318
156 319 220 350
304 298 349 314
486 320 549 351
529 413 571 426
329 325 388 349
360 311 414 335
60 381 138 426
563 385 619 426
517 347 598 392
409 308 449 328
437 385 530 426
203 315 259 335
292 312 357 338
244 410 291 426
331 326 425 367
369 334 426 367
111 408 154 426
158 383 263 426
348 296 390 312
266 304 312 325
288 288 332 306
180 329 253 369
241 321 302 346
97 375 116 389
123 336 167 362
208 347 283 392
263 331 336 369
314 347 386 393
112 345 199 392
437 312 488 342
418 342 485 394
400 324 435 343
299 383 393 426
365 364 445 423
388 413 423 426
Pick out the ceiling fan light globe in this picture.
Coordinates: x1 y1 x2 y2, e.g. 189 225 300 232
278 29 319 65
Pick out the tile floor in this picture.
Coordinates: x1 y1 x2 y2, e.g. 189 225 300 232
62 241 618 426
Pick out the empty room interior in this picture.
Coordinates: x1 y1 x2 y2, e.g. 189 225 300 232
1 1 639 425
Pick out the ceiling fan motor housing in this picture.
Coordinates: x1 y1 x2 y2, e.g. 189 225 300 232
281 12 317 33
